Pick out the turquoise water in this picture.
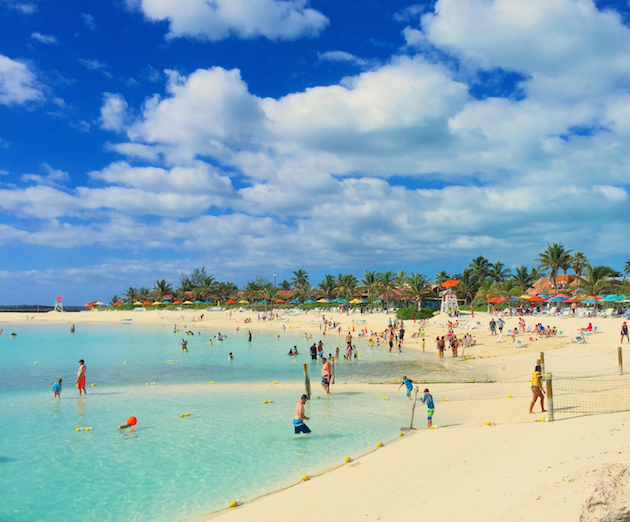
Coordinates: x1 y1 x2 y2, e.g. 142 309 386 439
0 324 431 522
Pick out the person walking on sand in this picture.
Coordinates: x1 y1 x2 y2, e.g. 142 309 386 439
621 322 629 344
77 360 87 396
529 365 546 414
321 357 332 394
421 388 435 428
398 376 415 399
294 394 311 435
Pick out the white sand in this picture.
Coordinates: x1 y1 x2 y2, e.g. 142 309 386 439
3 307 629 520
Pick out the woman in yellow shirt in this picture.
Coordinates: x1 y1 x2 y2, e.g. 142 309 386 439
529 365 546 414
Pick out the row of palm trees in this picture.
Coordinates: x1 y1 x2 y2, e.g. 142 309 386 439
109 244 630 307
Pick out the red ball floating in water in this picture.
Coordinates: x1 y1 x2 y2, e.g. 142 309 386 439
127 416 137 426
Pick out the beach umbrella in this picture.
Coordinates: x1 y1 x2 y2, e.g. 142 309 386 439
508 296 520 302
94 301 103 305
113 302 123 306
317 298 329 303
182 301 193 305
275 299 286 303
85 302 94 307
338 298 348 303
204 301 212 304
133 301 143 305
226 300 236 304
305 300 316 304
194 300 203 304
602 295 621 302
161 300 171 304
172 300 181 304
153 301 161 305
519 295 531 300
56 296 63 301
528 296 547 302
486 297 504 303
547 296 568 302
289 299 300 304
238 300 248 304
441 280 460 288
374 299 382 303
582 299 596 304
143 301 151 305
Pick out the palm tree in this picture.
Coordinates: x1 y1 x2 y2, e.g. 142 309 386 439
293 282 313 302
261 284 279 308
123 287 138 302
474 279 495 302
189 267 208 287
403 273 432 308
394 270 409 289
468 256 490 280
137 287 151 301
178 275 195 293
359 270 380 306
571 252 588 278
434 270 451 286
152 279 173 299
216 282 237 303
378 271 398 308
318 275 337 299
488 261 511 283
110 294 120 305
535 243 573 292
495 279 521 301
196 276 216 301
579 265 618 301
625 259 630 276
290 269 309 289
334 273 358 301
512 265 537 291
242 281 260 303
452 269 480 304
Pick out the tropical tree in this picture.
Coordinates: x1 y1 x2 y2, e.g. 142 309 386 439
318 275 337 299
216 282 237 303
434 270 451 286
571 252 588 278
334 273 358 301
290 269 309 289
189 267 208 287
452 269 480 304
261 284 279 304
293 282 313 302
403 273 432 308
535 243 573 292
137 287 151 301
360 270 380 306
178 275 195 293
378 271 398 308
488 261 512 283
495 279 521 300
152 279 173 299
123 287 138 302
578 265 618 299
624 259 630 276
394 270 409 289
279 280 291 291
195 275 217 301
474 279 495 302
468 256 490 280
242 281 261 303
512 265 537 290
110 294 120 305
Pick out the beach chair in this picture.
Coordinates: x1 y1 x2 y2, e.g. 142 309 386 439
513 340 523 348
594 326 598 333
558 331 563 336
572 334 586 344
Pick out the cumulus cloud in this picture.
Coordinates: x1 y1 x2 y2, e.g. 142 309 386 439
317 51 366 66
79 58 107 70
11 3 37 14
81 13 96 30
21 164 70 187
100 93 129 132
0 55 44 105
128 0 329 41
31 32 58 45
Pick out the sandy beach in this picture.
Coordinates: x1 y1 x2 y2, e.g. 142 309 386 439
2 308 629 520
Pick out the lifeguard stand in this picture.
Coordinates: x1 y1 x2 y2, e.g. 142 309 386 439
440 291 458 316
53 296 64 312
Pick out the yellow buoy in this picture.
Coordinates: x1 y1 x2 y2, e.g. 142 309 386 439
33 362 37 364
76 428 81 432
179 414 185 418
208 381 213 384
398 432 404 437
262 401 268 404
345 457 352 463
541 417 546 422
269 400 273 403
293 359 296 362
508 394 512 398
377 442 383 447
185 413 190 416
272 381 276 384
91 383 97 387
382 397 387 400
373 359 376 362
486 421 491 426
443 398 448 401
85 427 91 431
123 361 127 364
150 382 155 385
302 475 310 481
229 500 239 508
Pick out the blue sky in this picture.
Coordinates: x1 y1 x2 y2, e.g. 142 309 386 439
1 0 630 304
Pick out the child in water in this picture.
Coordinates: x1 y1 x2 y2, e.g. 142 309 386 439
52 378 62 398
228 352 234 360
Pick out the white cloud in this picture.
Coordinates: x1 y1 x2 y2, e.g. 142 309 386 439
81 13 96 30
0 55 44 105
31 32 58 45
21 163 70 187
593 185 628 202
394 4 427 22
11 3 37 14
100 93 129 131
128 0 329 41
317 51 366 66
79 58 107 70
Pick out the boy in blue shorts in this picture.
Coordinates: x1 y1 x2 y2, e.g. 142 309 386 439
421 388 434 428
398 376 415 399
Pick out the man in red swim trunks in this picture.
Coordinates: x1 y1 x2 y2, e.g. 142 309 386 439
77 359 87 395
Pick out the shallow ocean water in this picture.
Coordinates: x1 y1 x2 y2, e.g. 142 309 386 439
0 322 433 522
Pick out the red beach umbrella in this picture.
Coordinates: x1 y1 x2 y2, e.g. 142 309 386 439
226 300 236 304
143 301 151 305
486 297 505 303
56 296 63 301
529 295 547 302
275 299 286 303
441 280 459 288
173 300 181 304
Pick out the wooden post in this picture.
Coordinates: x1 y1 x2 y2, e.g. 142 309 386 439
545 373 554 422
331 359 336 384
303 363 311 399
540 352 545 376
619 347 624 376
409 387 419 430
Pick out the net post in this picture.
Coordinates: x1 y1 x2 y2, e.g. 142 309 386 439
619 347 623 376
303 363 311 399
540 352 545 376
545 372 554 422
331 359 336 384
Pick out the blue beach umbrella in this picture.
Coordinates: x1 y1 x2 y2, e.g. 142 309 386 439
289 299 300 304
582 299 595 304
374 299 382 303
602 295 621 302
162 300 171 304
548 296 568 302
305 300 316 304
338 298 348 303
204 301 211 304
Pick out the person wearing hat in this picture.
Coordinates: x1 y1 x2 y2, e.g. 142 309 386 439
77 359 87 395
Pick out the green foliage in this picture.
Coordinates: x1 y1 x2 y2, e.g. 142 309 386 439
396 306 434 320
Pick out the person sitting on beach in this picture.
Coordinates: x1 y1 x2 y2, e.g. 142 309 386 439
529 365 546 414
421 388 435 428
580 323 593 333
294 395 311 435
398 376 415 399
